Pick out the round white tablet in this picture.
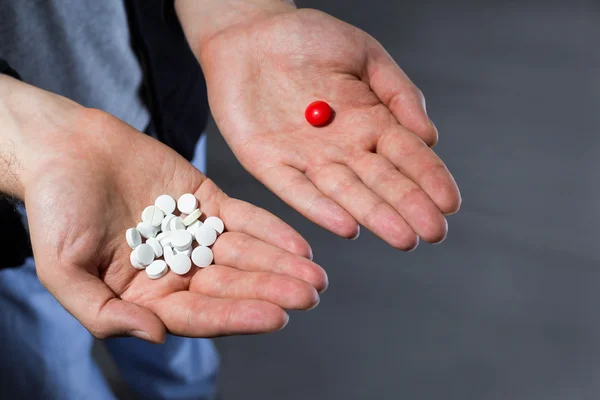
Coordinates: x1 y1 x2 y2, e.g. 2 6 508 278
137 222 157 239
177 193 198 214
146 237 163 258
183 208 202 226
155 194 176 215
141 206 165 227
195 225 217 246
134 243 155 266
146 260 168 279
161 214 175 232
171 231 193 250
125 228 142 249
163 245 175 265
186 220 202 236
169 254 192 275
170 217 185 231
191 246 213 268
156 231 173 246
130 249 145 269
175 247 192 257
203 216 224 234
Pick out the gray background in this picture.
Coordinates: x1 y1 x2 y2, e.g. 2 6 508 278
100 0 600 399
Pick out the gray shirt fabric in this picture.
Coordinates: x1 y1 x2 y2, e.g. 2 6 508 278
0 0 150 132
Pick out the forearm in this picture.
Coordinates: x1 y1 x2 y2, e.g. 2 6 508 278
175 0 296 54
0 75 82 199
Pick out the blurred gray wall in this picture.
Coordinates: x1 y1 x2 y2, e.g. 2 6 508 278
209 1 600 399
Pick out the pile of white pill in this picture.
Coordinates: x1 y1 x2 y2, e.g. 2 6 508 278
125 193 225 279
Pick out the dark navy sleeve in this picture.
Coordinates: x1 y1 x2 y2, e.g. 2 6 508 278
160 0 184 35
0 59 32 269
0 59 22 81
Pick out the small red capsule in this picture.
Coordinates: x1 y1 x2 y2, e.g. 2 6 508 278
305 101 332 127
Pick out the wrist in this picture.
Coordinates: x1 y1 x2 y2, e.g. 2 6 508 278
175 0 297 56
0 75 84 199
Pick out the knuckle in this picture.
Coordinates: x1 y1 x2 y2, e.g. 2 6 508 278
330 174 355 197
363 199 387 227
219 302 237 333
369 164 396 189
397 185 423 206
416 161 446 184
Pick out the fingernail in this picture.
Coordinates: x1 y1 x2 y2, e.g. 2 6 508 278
279 313 290 331
308 295 321 311
432 219 449 244
406 237 420 252
349 226 360 240
318 273 329 294
308 247 314 261
130 330 152 342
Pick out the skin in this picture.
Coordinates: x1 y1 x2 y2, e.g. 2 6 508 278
0 0 462 342
0 76 326 342
177 2 462 250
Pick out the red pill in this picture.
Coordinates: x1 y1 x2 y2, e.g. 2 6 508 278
305 101 332 127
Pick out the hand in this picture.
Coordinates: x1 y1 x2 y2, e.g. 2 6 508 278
8 88 326 343
186 7 462 250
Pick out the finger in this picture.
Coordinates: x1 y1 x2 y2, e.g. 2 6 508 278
193 178 315 259
219 198 314 260
307 162 418 250
37 263 166 343
377 127 462 215
189 265 319 310
350 153 448 243
150 291 289 337
366 42 438 147
211 231 328 292
258 165 359 239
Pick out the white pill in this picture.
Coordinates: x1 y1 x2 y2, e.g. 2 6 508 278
134 243 155 266
195 225 217 246
130 249 145 269
170 217 186 231
137 222 157 239
203 216 224 234
175 246 192 257
163 245 175 265
146 237 163 258
141 206 165 227
177 193 198 214
169 253 192 275
155 194 176 215
171 230 193 250
161 214 175 232
125 228 142 249
186 220 202 236
146 260 168 279
156 231 173 246
191 246 213 268
183 208 202 226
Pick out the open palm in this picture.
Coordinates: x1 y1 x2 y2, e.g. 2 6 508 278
198 8 461 250
25 110 326 342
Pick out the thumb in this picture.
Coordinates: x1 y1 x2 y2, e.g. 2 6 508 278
37 261 166 343
366 40 439 147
